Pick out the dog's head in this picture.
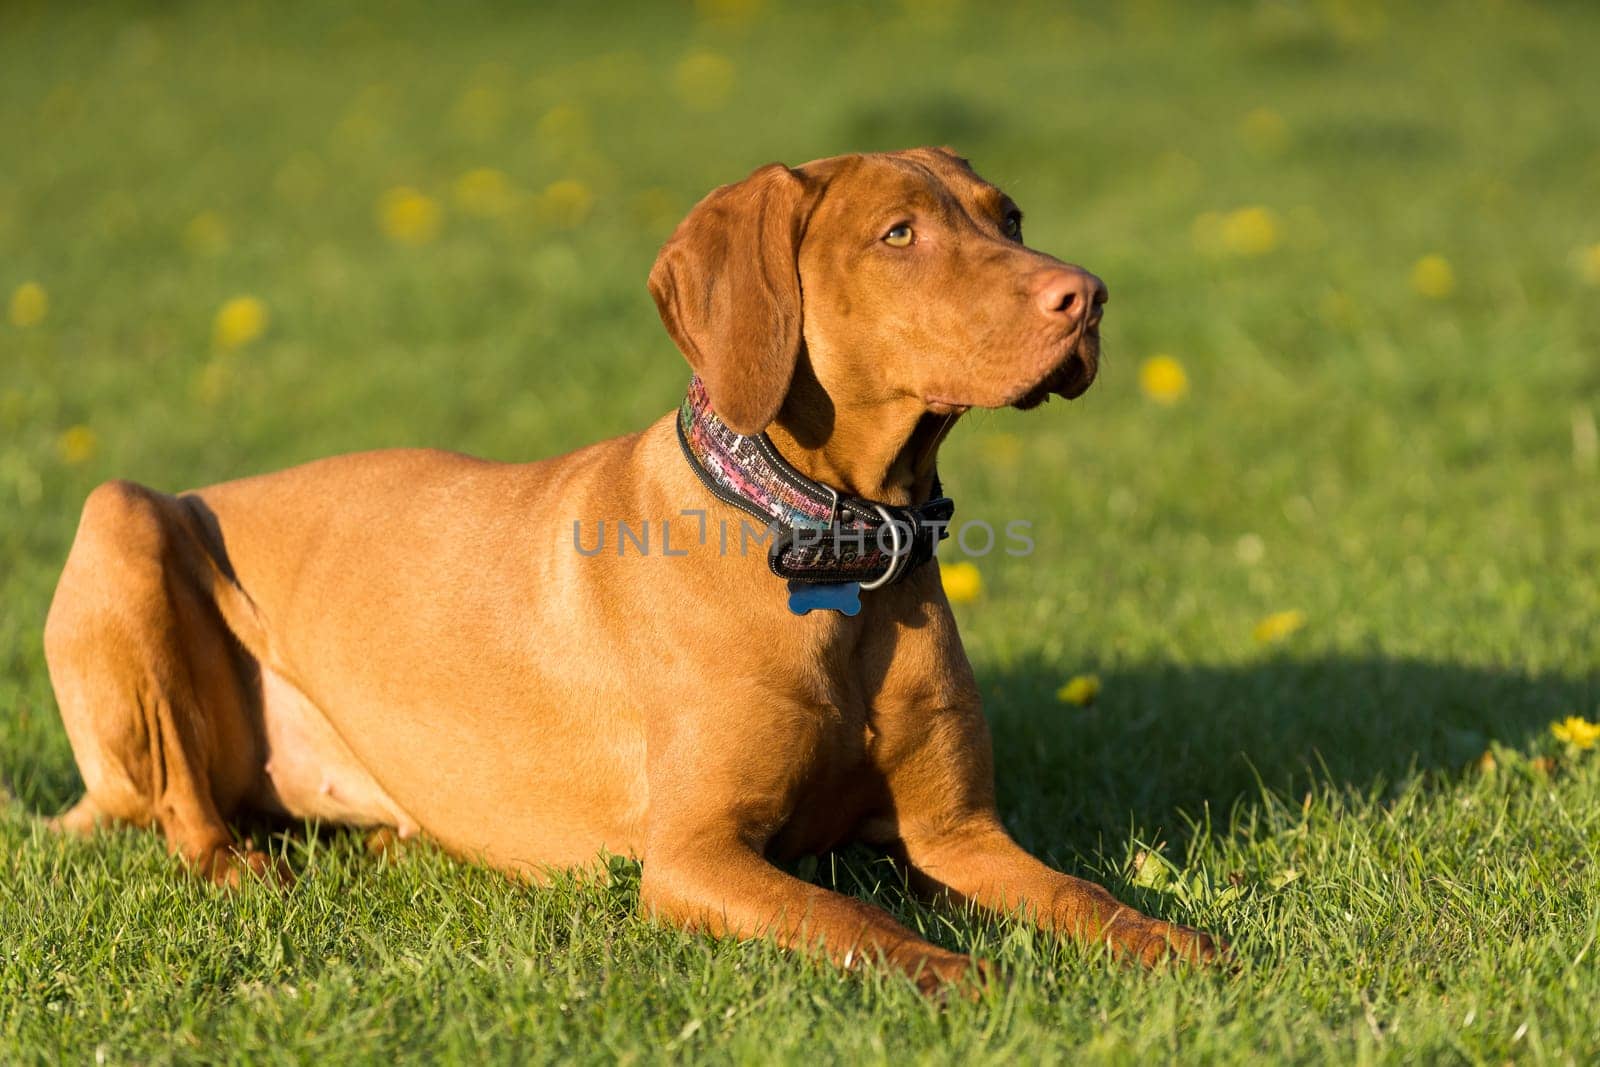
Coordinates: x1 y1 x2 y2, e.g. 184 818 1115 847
648 147 1105 437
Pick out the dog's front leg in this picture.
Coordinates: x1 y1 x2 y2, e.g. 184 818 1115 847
640 832 978 994
874 634 1225 968
638 696 981 995
902 817 1224 967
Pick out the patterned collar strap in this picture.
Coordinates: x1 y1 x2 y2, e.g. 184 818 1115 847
676 376 954 587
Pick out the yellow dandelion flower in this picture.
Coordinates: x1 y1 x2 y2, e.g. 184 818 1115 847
183 211 229 255
378 187 441 246
1239 107 1288 155
213 296 268 351
674 51 735 111
57 425 97 465
1574 243 1600 287
538 179 594 229
1253 609 1306 644
9 281 48 327
1410 255 1455 299
1551 715 1600 751
453 168 517 218
941 561 982 603
1056 674 1101 707
1474 749 1497 775
1139 354 1189 405
1220 206 1280 257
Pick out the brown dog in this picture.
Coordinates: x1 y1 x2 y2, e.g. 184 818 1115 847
43 147 1220 991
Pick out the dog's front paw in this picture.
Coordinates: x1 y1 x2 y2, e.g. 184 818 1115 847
902 951 994 1000
1113 917 1228 969
202 846 295 891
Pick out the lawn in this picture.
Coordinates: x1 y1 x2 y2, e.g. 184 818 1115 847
3 1 1600 1062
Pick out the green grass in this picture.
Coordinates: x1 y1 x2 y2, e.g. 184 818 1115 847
4 0 1600 1062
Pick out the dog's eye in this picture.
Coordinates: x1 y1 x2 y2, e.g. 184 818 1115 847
883 224 914 248
1002 212 1023 240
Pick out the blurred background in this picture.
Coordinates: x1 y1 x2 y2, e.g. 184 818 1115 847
3 0 1598 808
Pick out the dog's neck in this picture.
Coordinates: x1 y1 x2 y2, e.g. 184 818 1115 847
766 370 957 508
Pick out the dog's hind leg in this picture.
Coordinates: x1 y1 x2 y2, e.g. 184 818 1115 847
44 794 112 834
43 480 279 887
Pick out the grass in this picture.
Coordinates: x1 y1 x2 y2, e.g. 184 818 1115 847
3 0 1600 1062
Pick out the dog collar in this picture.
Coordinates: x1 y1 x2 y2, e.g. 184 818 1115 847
676 376 953 600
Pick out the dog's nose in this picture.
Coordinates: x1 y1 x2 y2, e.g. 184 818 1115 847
1033 267 1108 329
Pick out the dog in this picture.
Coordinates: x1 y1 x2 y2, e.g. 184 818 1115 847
42 147 1220 992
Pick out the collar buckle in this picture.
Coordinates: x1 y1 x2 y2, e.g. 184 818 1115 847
858 504 908 591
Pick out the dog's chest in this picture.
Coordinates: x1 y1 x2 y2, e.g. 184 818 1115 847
760 599 969 859
765 709 890 860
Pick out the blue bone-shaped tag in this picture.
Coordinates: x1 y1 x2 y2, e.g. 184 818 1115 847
787 580 861 617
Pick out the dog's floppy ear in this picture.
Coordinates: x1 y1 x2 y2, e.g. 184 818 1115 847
649 163 812 436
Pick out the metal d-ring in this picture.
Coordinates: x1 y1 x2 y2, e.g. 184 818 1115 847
858 504 908 592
